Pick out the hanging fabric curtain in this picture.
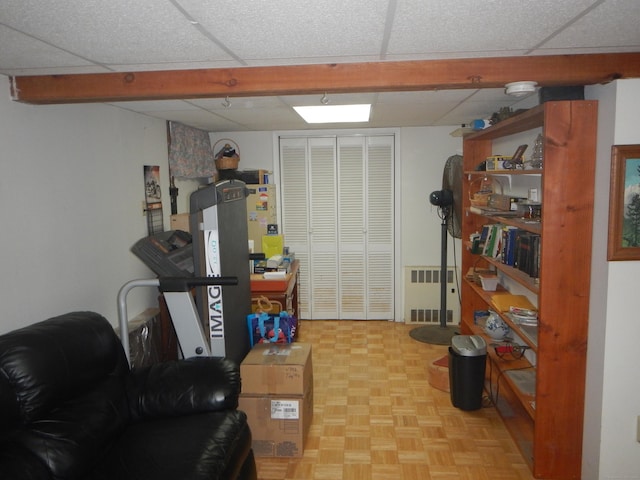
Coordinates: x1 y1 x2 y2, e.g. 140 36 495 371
167 121 216 178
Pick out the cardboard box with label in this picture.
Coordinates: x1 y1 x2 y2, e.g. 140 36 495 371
239 343 313 457
170 213 190 233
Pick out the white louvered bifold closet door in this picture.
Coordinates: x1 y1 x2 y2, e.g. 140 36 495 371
279 138 312 319
337 137 366 319
364 136 394 319
308 137 339 318
280 135 394 320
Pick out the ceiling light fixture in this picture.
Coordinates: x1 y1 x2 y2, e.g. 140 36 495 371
505 81 538 97
293 104 371 124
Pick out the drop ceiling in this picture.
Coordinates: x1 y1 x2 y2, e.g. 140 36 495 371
1 0 639 131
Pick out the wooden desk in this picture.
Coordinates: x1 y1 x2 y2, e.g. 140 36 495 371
250 260 299 316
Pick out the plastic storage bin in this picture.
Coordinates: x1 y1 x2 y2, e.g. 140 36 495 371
448 335 487 411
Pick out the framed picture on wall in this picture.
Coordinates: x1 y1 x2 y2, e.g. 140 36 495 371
608 145 640 260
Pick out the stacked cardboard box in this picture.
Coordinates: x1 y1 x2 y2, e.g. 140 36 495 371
239 343 313 457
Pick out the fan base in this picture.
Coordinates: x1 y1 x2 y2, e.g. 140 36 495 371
409 325 459 345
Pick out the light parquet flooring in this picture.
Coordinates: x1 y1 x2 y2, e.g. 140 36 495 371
254 320 535 480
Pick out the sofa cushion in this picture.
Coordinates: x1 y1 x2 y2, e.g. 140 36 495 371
86 410 253 480
11 374 129 478
126 356 241 421
0 312 129 423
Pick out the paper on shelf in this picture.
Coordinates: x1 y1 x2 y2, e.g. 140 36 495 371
490 294 536 312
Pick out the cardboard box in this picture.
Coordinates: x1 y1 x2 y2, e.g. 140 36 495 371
170 213 190 233
485 155 512 171
239 343 313 457
488 194 526 211
241 343 312 396
239 387 313 457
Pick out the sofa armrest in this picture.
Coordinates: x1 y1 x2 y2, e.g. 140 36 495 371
126 356 241 421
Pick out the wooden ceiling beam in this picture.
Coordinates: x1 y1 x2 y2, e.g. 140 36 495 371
10 53 640 104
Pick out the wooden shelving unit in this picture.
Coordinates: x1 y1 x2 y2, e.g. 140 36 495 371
460 100 598 479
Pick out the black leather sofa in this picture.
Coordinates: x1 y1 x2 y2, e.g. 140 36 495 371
0 311 257 480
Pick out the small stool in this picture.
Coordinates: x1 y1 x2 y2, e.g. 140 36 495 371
428 355 450 392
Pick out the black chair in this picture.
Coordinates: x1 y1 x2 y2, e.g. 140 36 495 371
0 311 256 480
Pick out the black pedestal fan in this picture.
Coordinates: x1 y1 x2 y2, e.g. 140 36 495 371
410 154 463 345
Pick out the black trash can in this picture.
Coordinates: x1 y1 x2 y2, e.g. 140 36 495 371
448 335 487 411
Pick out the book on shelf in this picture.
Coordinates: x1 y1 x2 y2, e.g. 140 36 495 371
475 224 491 254
531 234 541 278
500 225 519 267
481 224 502 258
515 231 540 278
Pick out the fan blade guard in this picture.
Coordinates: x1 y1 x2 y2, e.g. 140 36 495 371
442 155 463 238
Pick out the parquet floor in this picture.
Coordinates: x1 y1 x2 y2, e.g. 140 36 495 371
254 320 535 480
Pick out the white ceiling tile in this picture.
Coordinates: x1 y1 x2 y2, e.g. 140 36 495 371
530 45 640 56
388 0 596 55
0 0 637 130
241 54 384 66
370 101 454 126
106 60 242 72
206 105 299 124
542 0 640 49
0 26 96 73
107 100 200 112
0 0 233 66
190 96 288 109
177 0 390 60
141 109 243 131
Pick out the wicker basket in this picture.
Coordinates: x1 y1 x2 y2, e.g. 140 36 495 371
470 192 492 207
213 139 240 170
469 175 503 206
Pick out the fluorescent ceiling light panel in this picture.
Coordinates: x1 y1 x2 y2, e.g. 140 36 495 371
293 104 371 123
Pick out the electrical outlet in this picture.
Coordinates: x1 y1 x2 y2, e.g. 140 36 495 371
142 201 147 216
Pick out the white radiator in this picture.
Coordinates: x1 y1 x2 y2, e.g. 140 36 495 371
404 266 460 325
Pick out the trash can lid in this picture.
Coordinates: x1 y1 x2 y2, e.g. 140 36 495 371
451 335 487 356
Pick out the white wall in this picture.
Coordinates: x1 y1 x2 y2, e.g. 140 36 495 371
582 81 616 478
584 79 640 479
0 75 168 334
399 126 463 268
